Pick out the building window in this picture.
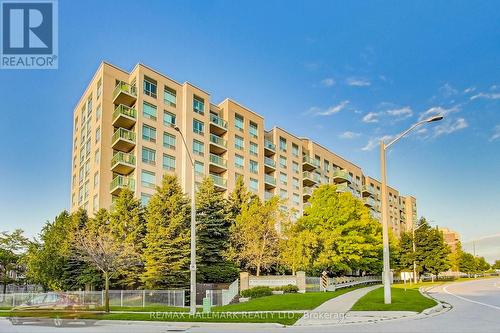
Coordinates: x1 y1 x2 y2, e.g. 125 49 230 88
164 86 176 107
94 149 100 164
280 172 287 185
141 193 152 206
324 160 330 173
142 147 156 165
163 132 176 149
96 104 101 121
250 178 258 192
143 77 157 98
93 172 99 187
141 170 156 189
193 119 204 135
292 161 299 173
292 143 299 157
235 114 244 132
280 155 287 168
163 112 176 128
142 124 156 143
293 193 300 205
314 155 321 167
279 137 287 151
143 102 157 120
194 161 204 175
193 139 204 156
249 160 258 174
292 177 299 190
280 189 287 199
95 127 100 143
235 135 244 150
235 154 244 169
249 121 258 138
162 154 175 171
96 79 102 97
193 95 204 115
249 142 258 156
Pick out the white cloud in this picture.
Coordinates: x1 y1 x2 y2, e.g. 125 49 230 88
386 107 413 119
339 131 361 139
346 77 371 87
463 86 476 94
418 106 459 121
433 118 468 137
439 83 458 97
470 92 500 100
361 135 393 151
314 100 349 116
490 125 500 142
320 78 335 87
362 112 379 123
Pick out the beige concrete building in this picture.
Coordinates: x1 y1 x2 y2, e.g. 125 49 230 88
439 227 461 253
70 62 417 236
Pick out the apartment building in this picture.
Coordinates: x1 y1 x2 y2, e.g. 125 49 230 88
70 62 417 236
439 227 461 253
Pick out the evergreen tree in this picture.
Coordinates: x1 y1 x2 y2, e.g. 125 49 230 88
459 251 477 276
142 175 191 289
227 175 255 219
414 218 451 280
196 177 238 282
397 231 416 271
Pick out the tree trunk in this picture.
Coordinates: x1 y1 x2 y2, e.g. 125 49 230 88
256 263 261 276
104 272 110 313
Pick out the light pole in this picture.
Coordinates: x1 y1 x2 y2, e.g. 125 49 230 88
380 114 443 304
174 126 197 315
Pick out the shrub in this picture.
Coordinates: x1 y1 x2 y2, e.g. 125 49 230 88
273 284 299 293
240 286 273 298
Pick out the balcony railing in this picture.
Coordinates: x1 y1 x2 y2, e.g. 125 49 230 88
303 186 314 196
111 152 136 168
210 173 227 188
209 153 227 168
332 169 352 183
264 191 274 201
364 197 376 207
302 155 320 169
210 114 228 130
112 104 137 128
112 127 136 143
264 156 276 168
264 140 276 152
303 171 320 183
209 134 227 148
264 174 276 186
361 185 375 197
110 175 135 194
112 81 137 106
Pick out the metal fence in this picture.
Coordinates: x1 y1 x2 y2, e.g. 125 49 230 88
305 275 381 292
0 290 185 308
205 279 239 306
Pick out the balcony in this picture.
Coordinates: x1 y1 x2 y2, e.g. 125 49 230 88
264 156 276 172
209 134 227 154
364 196 376 208
264 140 276 156
361 185 375 198
111 152 136 174
264 174 276 189
112 104 137 129
112 81 137 106
303 186 314 200
110 175 135 195
210 173 227 191
209 113 228 135
209 153 227 173
264 191 274 201
335 183 356 196
302 171 320 186
302 155 319 171
111 128 136 152
332 169 352 184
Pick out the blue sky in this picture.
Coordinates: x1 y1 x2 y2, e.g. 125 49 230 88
0 1 499 259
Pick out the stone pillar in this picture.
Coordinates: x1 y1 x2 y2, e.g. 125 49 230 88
296 271 306 293
240 272 249 291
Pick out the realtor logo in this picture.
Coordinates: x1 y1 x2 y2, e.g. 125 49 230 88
1 0 58 69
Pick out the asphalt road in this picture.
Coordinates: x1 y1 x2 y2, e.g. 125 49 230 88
1 278 499 333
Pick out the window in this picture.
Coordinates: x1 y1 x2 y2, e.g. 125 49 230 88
292 161 299 173
249 142 258 156
141 193 152 206
293 193 300 205
194 161 204 175
142 125 156 142
96 104 101 121
249 160 258 174
162 154 175 171
292 177 299 189
193 140 204 156
96 79 102 97
193 95 204 114
163 132 176 149
94 149 100 164
279 137 287 151
249 121 258 138
235 135 244 150
93 195 98 213
280 172 288 185
193 119 204 135
250 178 258 192
280 155 287 168
163 111 176 126
143 77 157 98
315 155 321 167
324 160 330 173
142 147 156 165
235 114 244 131
143 102 157 120
280 189 288 199
164 86 176 106
93 172 99 187
292 143 299 157
235 154 244 169
95 127 100 143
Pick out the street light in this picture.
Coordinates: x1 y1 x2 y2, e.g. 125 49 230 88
174 126 197 315
380 114 443 304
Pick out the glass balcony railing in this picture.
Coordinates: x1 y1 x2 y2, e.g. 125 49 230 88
113 81 137 99
265 174 276 185
111 152 136 167
113 104 137 120
209 134 227 148
364 197 376 207
302 155 320 167
110 175 135 192
303 171 320 183
209 153 227 168
264 140 276 151
112 128 136 143
210 114 228 129
210 173 227 188
264 191 274 201
332 169 352 183
303 186 314 196
264 156 276 168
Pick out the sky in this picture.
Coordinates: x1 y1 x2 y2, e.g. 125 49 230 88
0 1 499 261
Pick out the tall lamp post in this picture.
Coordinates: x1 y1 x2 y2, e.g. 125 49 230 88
174 126 197 315
380 114 443 304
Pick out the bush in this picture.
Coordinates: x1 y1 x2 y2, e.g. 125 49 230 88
273 284 299 293
240 286 273 298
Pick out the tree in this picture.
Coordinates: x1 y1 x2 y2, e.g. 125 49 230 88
459 252 477 276
0 229 29 293
282 185 382 276
142 175 191 289
73 224 139 312
228 197 284 276
281 224 319 275
414 218 451 280
492 260 500 270
449 241 463 272
227 175 255 219
196 177 238 283
109 189 145 288
475 256 490 273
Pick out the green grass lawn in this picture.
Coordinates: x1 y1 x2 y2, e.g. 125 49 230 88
108 305 187 312
351 286 436 312
213 285 366 312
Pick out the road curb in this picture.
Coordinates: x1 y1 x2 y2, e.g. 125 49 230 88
419 286 450 316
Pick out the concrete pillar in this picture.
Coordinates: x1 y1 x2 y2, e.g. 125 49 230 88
240 272 249 291
296 271 306 293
